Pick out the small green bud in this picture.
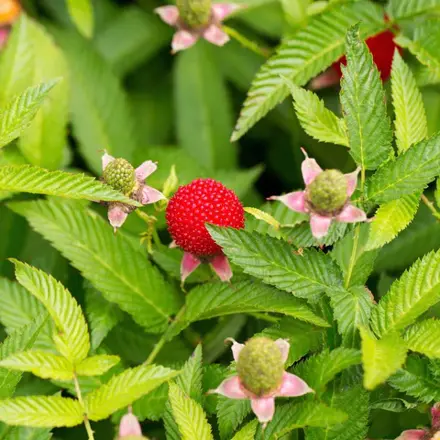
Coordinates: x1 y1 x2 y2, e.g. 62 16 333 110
103 158 136 195
176 0 212 27
236 337 284 396
307 169 347 214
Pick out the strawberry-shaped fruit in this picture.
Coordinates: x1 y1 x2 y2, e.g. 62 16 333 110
166 178 245 282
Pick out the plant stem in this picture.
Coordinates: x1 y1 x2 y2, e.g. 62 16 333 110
421 194 440 221
222 25 272 58
73 373 95 440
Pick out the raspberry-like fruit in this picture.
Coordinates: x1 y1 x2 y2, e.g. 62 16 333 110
103 158 136 195
166 178 245 256
237 337 284 397
176 0 211 27
307 169 347 215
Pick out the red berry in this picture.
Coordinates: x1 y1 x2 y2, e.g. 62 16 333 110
166 178 245 257
332 29 402 82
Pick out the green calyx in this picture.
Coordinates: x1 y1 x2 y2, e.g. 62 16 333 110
236 337 284 396
176 0 212 27
103 158 136 195
306 169 347 214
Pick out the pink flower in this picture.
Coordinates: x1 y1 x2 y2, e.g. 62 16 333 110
396 403 440 440
101 152 165 232
209 337 313 427
118 412 142 439
155 3 242 53
0 28 9 50
268 148 367 239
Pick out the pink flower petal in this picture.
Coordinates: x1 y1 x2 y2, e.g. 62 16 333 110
395 430 427 440
335 204 367 223
301 148 323 185
211 3 242 21
108 206 128 232
432 403 440 428
154 5 180 26
172 30 198 53
119 413 142 437
310 214 332 239
345 167 360 197
135 160 157 181
251 397 275 424
225 338 245 362
210 375 248 399
169 240 178 249
276 372 314 397
102 151 115 171
203 24 230 46
0 28 9 49
210 254 233 282
274 339 290 364
309 68 341 90
141 186 166 205
268 191 307 213
181 252 201 283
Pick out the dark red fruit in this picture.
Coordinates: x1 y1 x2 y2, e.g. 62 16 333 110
332 29 402 82
166 178 245 256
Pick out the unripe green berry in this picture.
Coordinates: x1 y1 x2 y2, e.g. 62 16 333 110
307 169 347 214
103 158 136 195
176 0 212 27
236 337 284 396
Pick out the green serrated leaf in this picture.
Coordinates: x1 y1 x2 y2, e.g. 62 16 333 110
360 327 407 390
391 51 428 153
340 24 393 169
208 227 341 299
75 354 120 377
168 382 214 440
0 396 83 427
231 420 258 440
12 260 90 363
370 397 417 413
0 165 140 205
217 396 251 440
404 319 440 358
387 0 440 19
0 351 73 380
231 1 385 140
2 426 53 440
288 82 348 146
9 199 181 333
371 250 440 336
67 0 94 38
175 346 203 403
86 364 179 421
0 81 59 149
366 132 440 203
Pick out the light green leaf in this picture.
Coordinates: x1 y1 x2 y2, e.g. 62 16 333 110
0 165 140 205
0 396 83 427
217 396 251 440
370 397 417 413
288 82 348 146
208 227 341 299
391 51 428 154
340 25 393 169
404 319 440 358
360 327 407 390
67 0 94 38
86 364 179 421
54 29 137 173
231 420 258 440
12 260 90 363
292 348 361 394
327 286 373 347
389 355 440 403
171 280 330 340
0 315 48 398
75 354 120 376
9 199 181 333
175 42 236 169
0 81 59 149
85 288 123 351
231 1 385 141
261 401 348 440
371 250 440 336
365 132 440 203
387 0 440 19
0 351 73 380
366 194 420 250
2 426 53 440
175 345 203 402
168 382 214 440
